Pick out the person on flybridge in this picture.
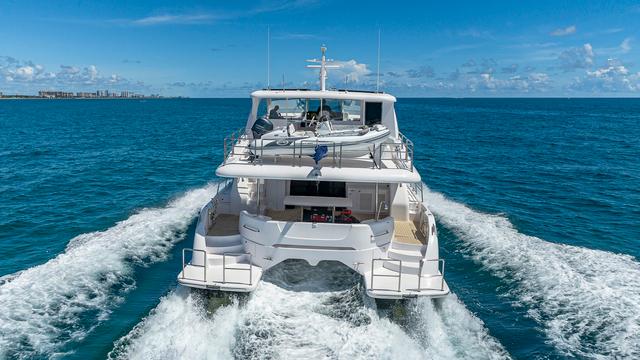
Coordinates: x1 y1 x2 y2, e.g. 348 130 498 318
269 105 283 119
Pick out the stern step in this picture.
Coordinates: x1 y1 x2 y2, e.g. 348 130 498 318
382 260 421 275
386 248 423 262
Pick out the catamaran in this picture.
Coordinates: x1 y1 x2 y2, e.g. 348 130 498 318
178 46 449 299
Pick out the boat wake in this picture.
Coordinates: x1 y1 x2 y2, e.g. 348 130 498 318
423 186 640 358
0 184 217 359
110 261 509 360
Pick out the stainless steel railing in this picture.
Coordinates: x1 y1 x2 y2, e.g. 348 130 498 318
416 259 446 291
407 182 424 203
223 252 253 285
181 249 255 286
370 258 402 292
223 127 248 164
220 128 416 172
371 132 414 171
181 248 207 282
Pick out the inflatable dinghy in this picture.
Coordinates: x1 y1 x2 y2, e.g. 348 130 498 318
249 119 390 157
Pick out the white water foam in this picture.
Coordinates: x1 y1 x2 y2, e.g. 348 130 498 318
424 186 640 358
112 262 509 359
0 184 217 359
406 295 509 360
109 287 241 360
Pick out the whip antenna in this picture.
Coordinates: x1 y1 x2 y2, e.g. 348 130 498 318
376 28 381 92
267 26 271 89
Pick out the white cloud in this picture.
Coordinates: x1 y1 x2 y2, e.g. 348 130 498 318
59 65 80 75
620 37 632 53
558 43 594 70
465 71 551 93
588 59 629 77
571 58 640 92
602 28 623 34
331 59 371 82
405 65 435 78
0 56 146 92
132 14 216 26
14 66 36 80
122 1 320 27
551 25 576 36
460 58 498 75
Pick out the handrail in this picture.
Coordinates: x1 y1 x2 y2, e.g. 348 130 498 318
182 248 207 282
207 179 234 231
407 182 424 203
220 128 416 173
223 127 248 164
223 252 253 285
370 258 402 292
416 259 445 291
242 224 260 232
373 133 414 172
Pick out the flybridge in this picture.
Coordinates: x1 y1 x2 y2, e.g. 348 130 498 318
261 88 386 94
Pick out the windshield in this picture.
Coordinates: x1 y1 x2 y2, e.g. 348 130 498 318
260 98 363 123
266 99 305 120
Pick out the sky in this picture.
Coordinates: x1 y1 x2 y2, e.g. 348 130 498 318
1 0 640 97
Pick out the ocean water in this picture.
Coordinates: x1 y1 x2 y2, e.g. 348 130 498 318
0 98 638 359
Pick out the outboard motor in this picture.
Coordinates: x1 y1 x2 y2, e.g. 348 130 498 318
251 117 274 139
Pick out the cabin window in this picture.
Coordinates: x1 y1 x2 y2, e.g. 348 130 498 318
257 98 362 124
365 102 382 126
266 98 305 119
340 99 362 122
289 181 346 198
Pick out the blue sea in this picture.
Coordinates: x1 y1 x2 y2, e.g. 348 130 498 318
0 98 638 359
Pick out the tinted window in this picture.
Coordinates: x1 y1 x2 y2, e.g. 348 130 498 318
365 102 382 125
290 181 346 197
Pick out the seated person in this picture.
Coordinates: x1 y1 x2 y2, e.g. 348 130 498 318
269 105 283 119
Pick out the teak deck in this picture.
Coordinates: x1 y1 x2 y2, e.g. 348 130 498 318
393 220 425 245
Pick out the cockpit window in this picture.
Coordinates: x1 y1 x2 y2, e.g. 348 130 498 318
266 99 305 119
341 99 362 122
259 98 363 123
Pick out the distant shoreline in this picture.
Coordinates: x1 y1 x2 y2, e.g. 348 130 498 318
0 97 183 100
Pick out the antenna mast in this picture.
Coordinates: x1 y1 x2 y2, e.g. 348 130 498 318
306 45 340 91
376 28 381 92
267 26 271 89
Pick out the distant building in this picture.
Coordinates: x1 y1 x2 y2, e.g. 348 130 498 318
96 90 108 97
120 91 132 98
76 92 96 98
39 91 74 98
